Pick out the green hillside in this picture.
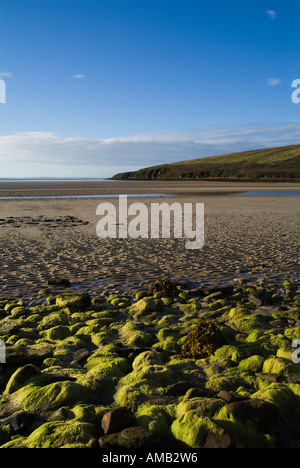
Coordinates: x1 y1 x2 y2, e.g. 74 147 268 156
112 144 300 181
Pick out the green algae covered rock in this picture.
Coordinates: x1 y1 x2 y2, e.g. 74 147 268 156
14 381 88 416
171 411 225 447
212 345 242 364
38 312 69 330
136 403 176 440
25 420 96 448
238 355 265 373
5 364 47 394
46 325 71 341
176 397 225 418
130 297 158 317
55 293 91 311
228 307 252 319
132 351 163 371
10 307 28 318
120 365 173 387
127 331 155 347
251 383 297 412
84 355 130 378
208 299 227 311
152 336 181 354
262 357 298 376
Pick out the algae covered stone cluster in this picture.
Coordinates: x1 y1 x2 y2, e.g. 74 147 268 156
0 277 300 448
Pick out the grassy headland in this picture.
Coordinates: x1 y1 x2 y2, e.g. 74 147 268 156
112 144 300 181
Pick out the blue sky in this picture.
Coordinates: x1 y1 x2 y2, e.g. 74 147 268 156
0 0 299 178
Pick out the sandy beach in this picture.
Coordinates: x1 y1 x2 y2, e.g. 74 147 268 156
1 180 300 449
0 180 299 298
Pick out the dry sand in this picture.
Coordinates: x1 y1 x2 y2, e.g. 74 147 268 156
0 180 299 299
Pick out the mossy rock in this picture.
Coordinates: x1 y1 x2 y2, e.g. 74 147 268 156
246 329 266 343
276 348 294 360
251 383 297 412
130 297 158 316
15 381 88 416
132 351 163 371
204 291 223 302
10 307 28 318
119 365 173 387
136 403 175 440
152 336 181 353
75 324 102 337
108 295 131 308
262 357 298 376
228 307 252 320
205 374 248 393
69 403 107 424
238 355 265 373
157 327 180 342
84 355 130 378
25 420 96 448
177 398 225 418
38 312 69 330
214 405 273 448
135 290 148 301
208 299 227 311
269 333 291 349
5 364 47 394
90 331 115 346
284 328 300 341
212 345 242 364
171 411 225 447
156 314 179 328
46 325 71 341
114 384 159 411
235 315 271 335
4 302 19 312
55 293 91 311
127 331 154 347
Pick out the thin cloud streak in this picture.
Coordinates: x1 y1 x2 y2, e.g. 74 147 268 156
267 77 281 87
266 9 277 19
0 72 13 78
73 74 87 79
0 124 299 168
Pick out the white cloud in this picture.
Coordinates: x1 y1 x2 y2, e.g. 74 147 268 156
267 77 281 86
0 72 13 78
0 124 299 168
266 9 277 19
73 74 87 79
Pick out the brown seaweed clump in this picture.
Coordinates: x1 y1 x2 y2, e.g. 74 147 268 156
148 279 179 297
180 320 225 359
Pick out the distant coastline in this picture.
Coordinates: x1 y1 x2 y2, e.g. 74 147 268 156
112 144 300 182
0 178 108 182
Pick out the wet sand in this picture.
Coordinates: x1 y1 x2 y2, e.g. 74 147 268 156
0 180 299 299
